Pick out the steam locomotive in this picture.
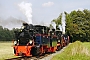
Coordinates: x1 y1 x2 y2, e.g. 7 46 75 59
13 23 69 56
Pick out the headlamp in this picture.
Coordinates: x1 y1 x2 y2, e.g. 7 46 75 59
29 40 33 44
58 40 60 42
14 41 17 45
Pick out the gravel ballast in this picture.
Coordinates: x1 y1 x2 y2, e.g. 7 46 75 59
39 46 67 60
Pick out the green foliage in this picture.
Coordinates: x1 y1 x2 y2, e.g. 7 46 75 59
65 9 90 42
0 42 18 60
0 26 19 41
51 41 90 60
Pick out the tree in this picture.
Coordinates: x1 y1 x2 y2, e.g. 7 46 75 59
65 9 90 42
51 9 90 42
0 26 19 41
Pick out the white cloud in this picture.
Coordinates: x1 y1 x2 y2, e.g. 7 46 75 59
42 1 54 7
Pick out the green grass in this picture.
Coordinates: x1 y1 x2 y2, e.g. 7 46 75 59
51 41 90 60
0 42 18 60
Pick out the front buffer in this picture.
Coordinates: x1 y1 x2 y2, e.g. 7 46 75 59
14 46 32 56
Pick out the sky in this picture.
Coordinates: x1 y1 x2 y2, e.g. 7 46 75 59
0 0 90 29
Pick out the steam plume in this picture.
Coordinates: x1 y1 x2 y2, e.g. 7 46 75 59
52 22 56 29
62 12 66 34
58 25 62 31
18 1 32 24
0 17 26 29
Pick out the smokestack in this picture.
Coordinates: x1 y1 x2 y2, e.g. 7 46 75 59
18 1 32 24
62 12 66 34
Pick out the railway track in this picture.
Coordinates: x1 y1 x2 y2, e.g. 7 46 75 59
5 54 50 60
5 50 63 60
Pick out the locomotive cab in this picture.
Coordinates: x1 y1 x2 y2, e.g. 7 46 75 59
46 29 57 52
31 25 50 55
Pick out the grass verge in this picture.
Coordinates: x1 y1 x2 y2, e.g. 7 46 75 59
0 42 18 60
51 41 90 60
